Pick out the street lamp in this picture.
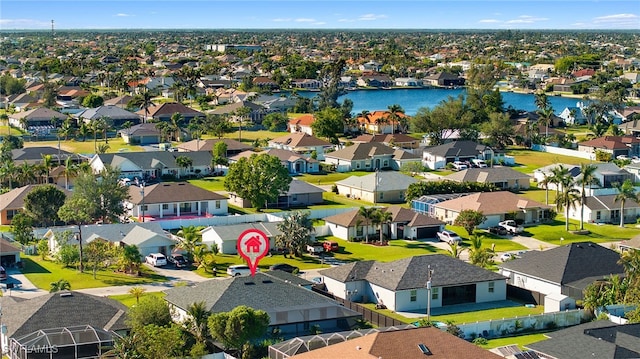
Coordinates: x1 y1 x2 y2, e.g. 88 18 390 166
426 265 434 322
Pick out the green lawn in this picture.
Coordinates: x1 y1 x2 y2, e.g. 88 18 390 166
194 253 331 278
505 148 596 174
298 171 371 185
322 236 445 262
109 291 166 307
21 255 167 290
525 219 640 244
446 226 529 252
188 177 227 192
478 333 549 350
23 137 144 154
0 225 10 232
0 126 25 136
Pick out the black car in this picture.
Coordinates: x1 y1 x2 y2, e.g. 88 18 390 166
269 263 299 273
168 254 190 268
488 226 508 235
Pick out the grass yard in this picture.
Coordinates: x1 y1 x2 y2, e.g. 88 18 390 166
525 219 640 245
0 126 25 136
188 177 227 192
505 148 596 174
0 225 10 232
21 255 167 290
109 291 166 307
321 236 446 262
478 333 549 350
23 138 144 154
445 226 529 252
298 171 371 185
195 253 331 278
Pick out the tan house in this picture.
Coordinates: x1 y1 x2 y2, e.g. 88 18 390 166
443 167 532 191
334 171 418 204
176 138 251 155
268 132 333 160
0 185 69 225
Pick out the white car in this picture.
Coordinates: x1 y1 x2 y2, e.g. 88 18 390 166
145 253 167 267
227 264 251 277
452 161 468 171
500 253 515 262
437 230 462 244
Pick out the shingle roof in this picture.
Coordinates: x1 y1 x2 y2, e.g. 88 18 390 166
335 171 418 192
500 242 624 285
424 140 496 158
128 182 226 204
351 133 418 144
120 123 161 136
583 194 640 211
8 107 67 121
0 185 70 211
176 138 251 152
201 222 283 240
0 237 20 253
526 321 640 359
444 167 531 184
230 148 316 164
136 102 203 117
323 206 443 228
95 150 212 169
0 291 129 338
321 254 505 291
269 132 332 148
35 222 165 243
11 146 75 164
433 191 550 215
163 273 359 325
286 179 324 195
579 135 640 150
75 105 140 121
288 114 315 127
325 142 395 161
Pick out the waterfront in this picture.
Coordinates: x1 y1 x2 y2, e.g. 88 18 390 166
298 88 583 116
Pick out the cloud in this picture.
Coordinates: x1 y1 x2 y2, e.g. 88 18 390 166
358 14 387 21
506 15 549 24
593 13 639 25
479 19 501 23
116 13 133 17
294 18 317 23
0 19 51 28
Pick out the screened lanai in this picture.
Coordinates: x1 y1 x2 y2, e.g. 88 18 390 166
8 325 116 359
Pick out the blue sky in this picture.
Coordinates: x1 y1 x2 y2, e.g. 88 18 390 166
1 1 638 30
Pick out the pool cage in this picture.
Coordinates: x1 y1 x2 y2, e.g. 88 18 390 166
8 325 117 359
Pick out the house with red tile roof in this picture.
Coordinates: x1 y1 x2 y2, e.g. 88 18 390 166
578 135 640 159
355 110 407 134
288 114 315 135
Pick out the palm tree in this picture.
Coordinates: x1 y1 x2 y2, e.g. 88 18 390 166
177 226 202 261
50 279 71 293
358 206 375 243
539 174 552 205
63 156 78 190
121 120 133 138
534 91 549 112
130 90 155 123
577 163 601 230
386 104 404 134
358 110 371 134
550 164 571 203
170 112 184 141
234 106 252 141
555 175 581 231
77 121 91 142
537 106 554 140
40 154 54 184
447 241 465 259
375 209 393 245
614 179 639 228
128 286 146 305
119 245 142 275
185 301 211 346
175 156 193 178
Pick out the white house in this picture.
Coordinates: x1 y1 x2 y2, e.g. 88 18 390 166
200 222 283 254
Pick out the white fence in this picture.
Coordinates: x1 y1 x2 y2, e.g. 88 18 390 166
532 144 596 160
456 309 589 340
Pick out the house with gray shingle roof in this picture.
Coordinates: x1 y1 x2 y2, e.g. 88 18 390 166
323 205 444 241
422 140 499 170
228 179 324 209
499 242 625 303
0 237 21 266
324 142 420 172
118 123 162 145
334 171 418 204
566 194 640 224
320 254 506 312
163 272 361 339
90 150 213 180
176 138 251 155
8 107 67 129
200 221 285 254
75 105 141 127
444 167 532 190
135 101 203 122
230 148 320 174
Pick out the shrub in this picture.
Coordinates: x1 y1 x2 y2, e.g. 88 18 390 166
472 337 488 345
331 184 339 194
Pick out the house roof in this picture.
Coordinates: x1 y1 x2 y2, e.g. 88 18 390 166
95 150 212 169
11 146 75 164
75 105 140 121
582 194 640 211
128 182 226 205
424 140 496 158
526 320 640 359
0 291 129 338
207 101 264 115
335 171 418 192
500 242 624 285
433 191 551 215
444 167 532 184
136 102 203 118
579 135 640 150
119 123 161 136
121 225 176 247
201 221 283 240
8 107 67 121
0 237 20 253
286 179 325 195
351 133 419 145
290 326 502 359
320 254 505 291
163 272 359 325
103 95 133 107
355 111 407 126
230 148 317 164
323 206 443 228
289 114 315 127
620 234 640 250
0 185 70 211
37 222 166 244
176 138 251 152
269 132 332 148
325 142 395 161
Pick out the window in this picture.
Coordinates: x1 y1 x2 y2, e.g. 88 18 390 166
291 194 298 202
356 226 363 236
162 204 169 210
488 282 495 293
432 287 439 300
180 202 191 213
379 192 384 200
7 209 19 220
596 211 601 220
356 163 361 169
383 160 388 167
410 290 417 302
140 205 148 211
215 201 221 209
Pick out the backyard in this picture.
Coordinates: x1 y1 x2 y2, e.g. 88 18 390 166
321 236 446 263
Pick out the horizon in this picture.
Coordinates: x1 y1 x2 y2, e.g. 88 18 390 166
1 0 639 31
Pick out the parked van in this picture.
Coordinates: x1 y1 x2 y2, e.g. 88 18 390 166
471 159 488 168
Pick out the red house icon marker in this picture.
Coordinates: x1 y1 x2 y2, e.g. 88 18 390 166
245 235 262 253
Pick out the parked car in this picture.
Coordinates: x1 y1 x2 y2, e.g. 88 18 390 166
471 159 488 168
498 220 524 234
436 230 462 244
226 264 251 277
323 241 339 252
145 253 167 267
487 226 508 235
168 254 189 268
452 161 468 171
500 253 515 262
269 263 299 273
306 242 324 254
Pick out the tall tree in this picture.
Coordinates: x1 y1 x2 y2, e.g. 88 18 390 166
555 178 581 231
84 239 113 279
71 166 129 223
175 156 193 178
386 104 404 134
10 213 34 245
375 209 393 245
275 211 314 257
184 301 211 348
23 184 66 227
453 210 486 236
614 179 639 228
211 141 228 174
176 226 202 261
577 164 602 230
208 306 270 359
537 106 555 140
317 59 345 111
224 153 292 210
130 91 155 123
311 107 344 144
126 295 173 330
57 197 91 272
358 206 376 243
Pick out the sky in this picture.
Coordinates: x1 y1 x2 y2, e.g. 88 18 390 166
1 0 639 30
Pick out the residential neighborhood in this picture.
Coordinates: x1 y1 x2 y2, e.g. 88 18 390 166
1 23 640 359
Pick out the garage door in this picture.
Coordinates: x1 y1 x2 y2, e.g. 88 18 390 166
416 227 439 239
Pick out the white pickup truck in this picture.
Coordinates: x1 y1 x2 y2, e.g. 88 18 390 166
306 242 324 254
498 220 524 234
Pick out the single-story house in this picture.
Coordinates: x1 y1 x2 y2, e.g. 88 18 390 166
422 140 498 170
163 272 361 339
0 237 21 267
268 132 333 161
230 149 320 174
320 254 507 312
288 114 315 135
578 135 640 159
443 167 532 191
228 179 324 209
90 151 213 180
11 146 77 166
176 138 251 155
566 194 640 224
1 291 128 356
200 221 284 254
431 191 553 227
323 206 445 241
351 133 421 149
75 105 141 127
118 123 162 145
0 185 70 225
559 106 587 125
533 163 634 194
499 242 625 304
125 182 228 221
324 142 420 172
334 171 418 204
103 94 133 108
286 326 502 359
8 107 67 129
526 321 640 359
136 102 204 122
422 72 465 87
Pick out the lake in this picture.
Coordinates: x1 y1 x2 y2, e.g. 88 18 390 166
297 88 583 116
